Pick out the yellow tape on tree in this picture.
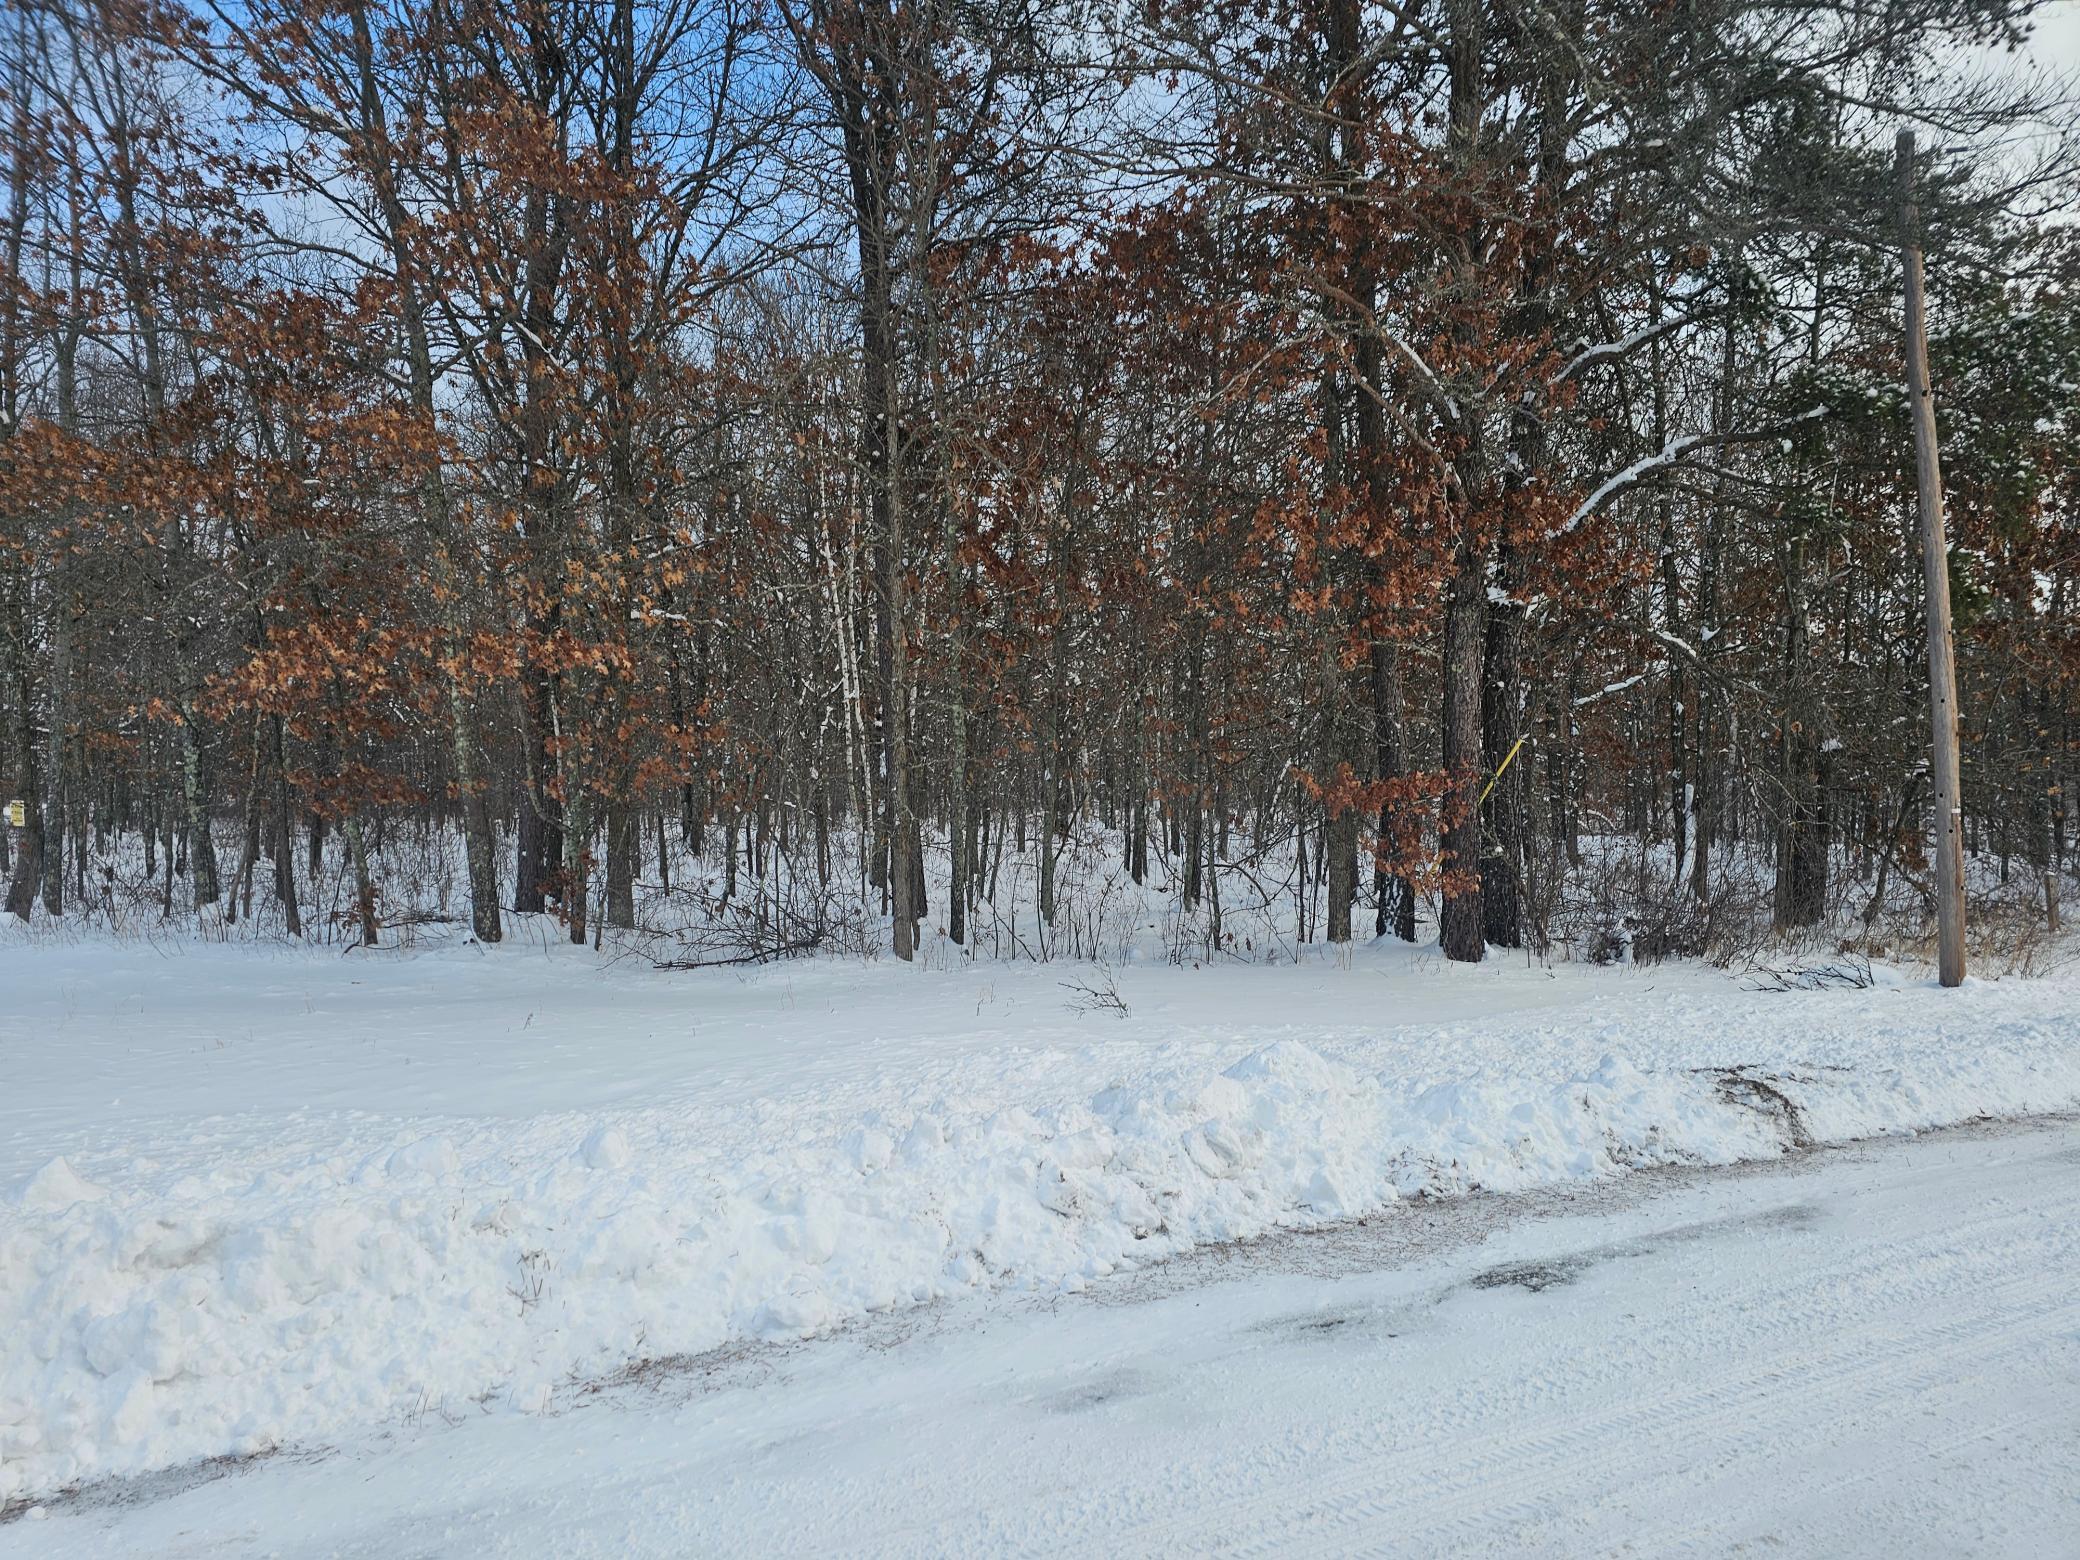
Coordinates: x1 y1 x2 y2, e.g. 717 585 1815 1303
1478 735 1529 807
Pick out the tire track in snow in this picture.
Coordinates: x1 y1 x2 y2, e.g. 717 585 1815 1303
1256 1280 2067 1558
1117 1149 2078 1557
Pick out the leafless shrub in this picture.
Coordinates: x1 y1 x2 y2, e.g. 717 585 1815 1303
1059 963 1129 1017
635 869 878 970
1547 848 1724 966
1743 948 1875 991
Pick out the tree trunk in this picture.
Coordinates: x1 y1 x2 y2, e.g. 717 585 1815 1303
515 670 564 913
1371 641 1416 941
1437 0 1488 965
1324 636 1356 944
3 566 42 922
178 710 221 909
1480 542 1526 949
40 566 68 916
1440 538 1488 963
272 717 301 936
342 812 378 946
605 802 636 931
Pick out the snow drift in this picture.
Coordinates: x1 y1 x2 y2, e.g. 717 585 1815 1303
7 977 2080 1506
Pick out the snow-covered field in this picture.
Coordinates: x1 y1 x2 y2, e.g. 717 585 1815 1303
4 927 2080 1522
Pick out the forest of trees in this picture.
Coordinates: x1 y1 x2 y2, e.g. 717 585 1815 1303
1 0 2076 964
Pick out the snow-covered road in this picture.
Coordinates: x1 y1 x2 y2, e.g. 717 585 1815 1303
11 942 2080 1505
13 1114 2076 1557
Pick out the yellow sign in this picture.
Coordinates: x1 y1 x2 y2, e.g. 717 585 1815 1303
4 800 23 828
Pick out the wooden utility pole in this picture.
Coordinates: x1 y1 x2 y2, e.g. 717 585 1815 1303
1896 130 1967 987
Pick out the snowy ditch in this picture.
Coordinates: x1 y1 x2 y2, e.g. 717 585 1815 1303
6 1000 2080 1505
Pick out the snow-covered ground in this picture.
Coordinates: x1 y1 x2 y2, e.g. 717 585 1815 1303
4 928 2080 1528
10 1114 2077 1556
